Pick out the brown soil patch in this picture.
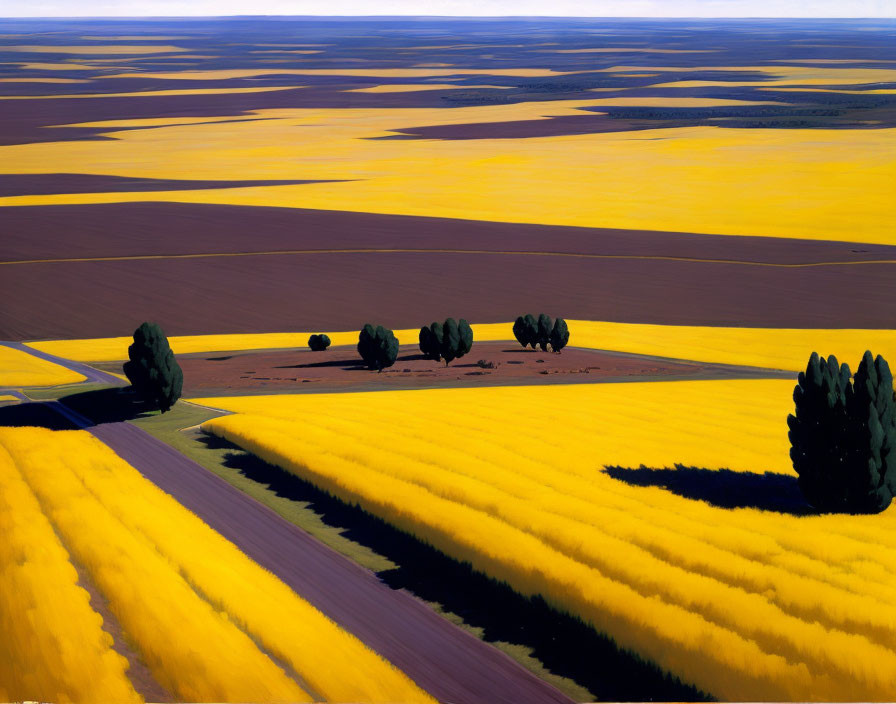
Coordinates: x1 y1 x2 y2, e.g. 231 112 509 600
3 245 896 341
4 201 893 264
3 203 896 341
173 342 787 396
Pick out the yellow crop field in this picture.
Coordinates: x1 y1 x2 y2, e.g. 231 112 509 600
199 380 896 702
27 320 896 370
0 345 85 386
0 98 892 243
0 444 140 704
0 427 433 703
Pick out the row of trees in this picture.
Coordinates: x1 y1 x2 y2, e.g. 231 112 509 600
789 351 896 513
512 313 569 353
128 314 571 412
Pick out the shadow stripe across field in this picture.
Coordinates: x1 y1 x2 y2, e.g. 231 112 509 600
88 420 573 704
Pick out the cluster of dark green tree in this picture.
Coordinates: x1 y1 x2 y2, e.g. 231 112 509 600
308 334 331 351
123 322 183 413
418 318 474 366
357 324 399 371
788 351 896 513
512 314 569 353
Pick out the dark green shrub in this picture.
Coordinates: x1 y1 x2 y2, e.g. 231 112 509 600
550 318 570 353
536 313 553 352
122 322 183 413
308 334 331 352
357 324 399 371
512 314 538 349
419 324 441 361
420 318 475 365
788 351 896 513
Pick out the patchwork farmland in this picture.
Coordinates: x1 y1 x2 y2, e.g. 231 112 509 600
1 14 895 704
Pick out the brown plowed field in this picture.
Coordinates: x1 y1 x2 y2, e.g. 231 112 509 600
172 342 789 396
2 203 895 339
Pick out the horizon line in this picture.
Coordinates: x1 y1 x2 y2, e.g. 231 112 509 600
2 14 895 19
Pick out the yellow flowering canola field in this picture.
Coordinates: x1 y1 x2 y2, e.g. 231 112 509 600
28 320 896 369
0 427 434 704
200 380 896 702
0 96 892 243
0 345 85 386
0 442 140 704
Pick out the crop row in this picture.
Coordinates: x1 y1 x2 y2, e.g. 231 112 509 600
0 427 433 703
0 440 139 703
201 379 896 701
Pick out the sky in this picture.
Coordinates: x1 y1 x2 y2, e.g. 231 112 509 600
2 0 895 17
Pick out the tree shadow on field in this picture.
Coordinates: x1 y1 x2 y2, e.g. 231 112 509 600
197 432 712 702
603 465 814 515
0 401 80 430
58 387 156 426
278 353 430 371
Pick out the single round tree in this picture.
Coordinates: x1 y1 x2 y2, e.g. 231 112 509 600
358 324 399 371
308 334 331 352
123 322 183 413
550 318 570 353
788 351 896 513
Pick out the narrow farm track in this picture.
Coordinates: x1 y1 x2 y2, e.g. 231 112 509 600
85 420 574 704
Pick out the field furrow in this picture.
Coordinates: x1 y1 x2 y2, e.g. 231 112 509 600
0 441 140 704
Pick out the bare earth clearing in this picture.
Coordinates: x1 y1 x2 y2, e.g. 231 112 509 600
112 342 792 396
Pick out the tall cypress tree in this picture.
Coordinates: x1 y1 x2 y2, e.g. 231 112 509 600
123 322 183 413
788 351 896 513
849 351 896 512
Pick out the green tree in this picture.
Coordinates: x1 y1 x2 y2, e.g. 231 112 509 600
420 318 475 366
512 314 538 349
122 322 183 413
849 351 896 511
308 334 331 351
419 324 441 361
458 319 474 357
787 351 896 513
536 313 553 352
440 318 461 366
550 318 570 353
357 324 399 371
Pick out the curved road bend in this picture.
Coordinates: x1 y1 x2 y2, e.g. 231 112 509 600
88 421 572 704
